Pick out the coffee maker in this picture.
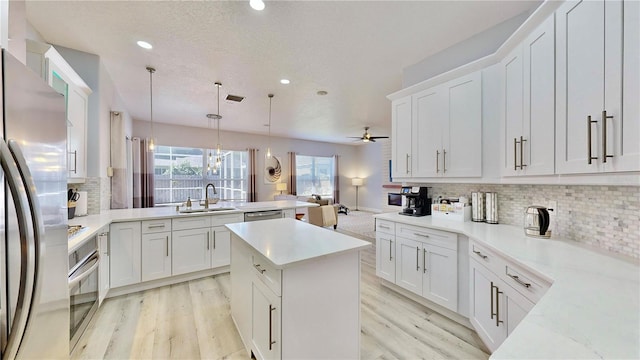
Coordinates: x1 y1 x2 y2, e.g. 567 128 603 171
399 186 431 217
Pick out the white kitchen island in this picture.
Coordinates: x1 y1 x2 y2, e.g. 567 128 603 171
226 218 370 360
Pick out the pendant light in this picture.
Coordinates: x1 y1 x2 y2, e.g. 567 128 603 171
207 82 223 173
146 66 156 152
266 94 274 158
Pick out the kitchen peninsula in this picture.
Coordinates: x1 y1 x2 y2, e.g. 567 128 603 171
226 218 370 359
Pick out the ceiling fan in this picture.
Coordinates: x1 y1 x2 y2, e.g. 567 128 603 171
348 127 389 143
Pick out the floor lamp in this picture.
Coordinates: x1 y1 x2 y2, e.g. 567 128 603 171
352 178 363 211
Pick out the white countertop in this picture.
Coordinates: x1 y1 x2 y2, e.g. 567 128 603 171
226 218 371 269
68 200 317 253
374 212 640 359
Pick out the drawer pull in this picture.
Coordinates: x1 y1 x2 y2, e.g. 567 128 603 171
253 263 266 274
473 250 488 259
414 232 429 238
507 273 531 288
148 224 165 229
379 225 390 230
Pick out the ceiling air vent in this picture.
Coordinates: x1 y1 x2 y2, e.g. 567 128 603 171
226 94 245 102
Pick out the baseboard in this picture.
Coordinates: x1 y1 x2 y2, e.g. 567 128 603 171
380 278 473 330
106 266 230 298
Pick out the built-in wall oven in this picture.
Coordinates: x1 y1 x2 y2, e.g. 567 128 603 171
68 234 99 351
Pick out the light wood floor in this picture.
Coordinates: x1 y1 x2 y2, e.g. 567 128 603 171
72 234 489 359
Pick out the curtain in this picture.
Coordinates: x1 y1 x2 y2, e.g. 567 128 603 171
133 137 155 208
333 154 340 204
248 148 258 202
288 151 297 196
110 111 128 209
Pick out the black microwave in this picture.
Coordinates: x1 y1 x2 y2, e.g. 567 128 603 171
388 193 402 206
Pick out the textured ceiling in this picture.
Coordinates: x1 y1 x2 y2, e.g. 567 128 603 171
25 1 540 144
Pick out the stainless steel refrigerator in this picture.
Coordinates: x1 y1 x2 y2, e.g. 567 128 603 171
0 49 69 358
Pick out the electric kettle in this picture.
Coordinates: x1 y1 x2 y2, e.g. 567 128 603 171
524 206 551 238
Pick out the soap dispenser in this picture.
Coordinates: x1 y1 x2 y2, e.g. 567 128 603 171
186 196 192 210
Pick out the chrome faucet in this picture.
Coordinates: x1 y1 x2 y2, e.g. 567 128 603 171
204 183 217 208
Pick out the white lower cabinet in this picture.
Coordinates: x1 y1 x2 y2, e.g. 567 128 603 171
393 225 458 312
231 234 361 359
211 226 231 268
469 239 548 352
251 278 281 360
375 232 395 282
172 228 211 276
141 232 172 282
109 221 142 288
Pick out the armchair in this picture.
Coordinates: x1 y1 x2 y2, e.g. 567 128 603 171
307 198 338 229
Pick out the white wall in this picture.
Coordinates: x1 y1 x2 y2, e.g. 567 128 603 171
132 120 362 204
354 141 384 212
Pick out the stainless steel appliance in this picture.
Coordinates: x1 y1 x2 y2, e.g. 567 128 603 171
0 50 69 358
399 186 431 217
68 236 99 351
244 209 283 222
471 192 485 222
524 206 551 238
485 192 499 224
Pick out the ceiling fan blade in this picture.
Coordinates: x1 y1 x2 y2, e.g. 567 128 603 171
369 136 389 139
347 136 364 139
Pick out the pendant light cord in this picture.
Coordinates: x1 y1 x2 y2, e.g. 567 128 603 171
147 67 156 142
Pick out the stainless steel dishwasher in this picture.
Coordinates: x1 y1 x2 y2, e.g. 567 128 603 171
244 209 283 222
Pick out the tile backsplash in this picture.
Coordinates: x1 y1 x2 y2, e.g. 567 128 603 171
411 183 640 260
68 177 110 215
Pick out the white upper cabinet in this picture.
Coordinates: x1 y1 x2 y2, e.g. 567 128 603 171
391 97 412 178
502 15 555 176
26 40 92 182
442 72 482 177
556 0 639 174
391 71 482 180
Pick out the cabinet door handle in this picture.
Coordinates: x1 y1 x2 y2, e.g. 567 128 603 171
490 281 497 321
473 249 487 259
587 115 598 164
514 137 518 170
69 150 77 174
495 286 504 327
406 153 410 174
507 273 531 288
602 110 614 163
389 240 393 261
269 305 276 350
207 231 210 250
166 236 169 257
442 149 447 173
148 224 165 229
423 248 427 274
436 150 440 173
520 136 527 169
416 246 420 271
213 232 216 249
253 263 266 274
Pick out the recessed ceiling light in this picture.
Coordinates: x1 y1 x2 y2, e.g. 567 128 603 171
317 90 328 96
137 40 153 49
280 79 290 85
250 0 265 11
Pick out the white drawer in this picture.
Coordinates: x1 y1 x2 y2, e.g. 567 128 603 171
396 223 457 251
172 216 211 231
469 241 503 276
502 263 550 303
210 213 243 227
251 254 282 297
376 219 395 235
141 219 172 234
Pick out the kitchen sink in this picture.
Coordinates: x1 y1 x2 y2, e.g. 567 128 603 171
178 207 236 214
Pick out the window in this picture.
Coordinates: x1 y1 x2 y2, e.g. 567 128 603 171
154 145 248 204
295 155 335 197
